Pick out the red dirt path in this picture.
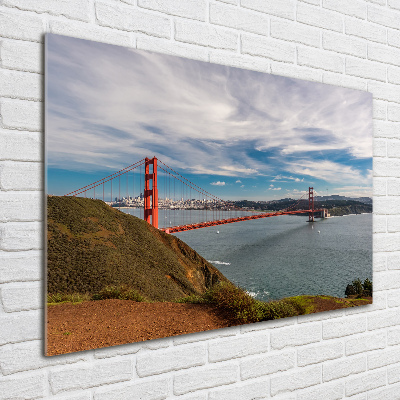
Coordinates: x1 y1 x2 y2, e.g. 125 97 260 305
46 299 233 356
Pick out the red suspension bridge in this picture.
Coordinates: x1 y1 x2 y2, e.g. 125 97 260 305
65 157 328 234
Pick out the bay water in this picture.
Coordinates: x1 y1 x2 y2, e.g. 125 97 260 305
122 208 372 301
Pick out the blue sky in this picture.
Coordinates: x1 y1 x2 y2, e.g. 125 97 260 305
46 34 373 201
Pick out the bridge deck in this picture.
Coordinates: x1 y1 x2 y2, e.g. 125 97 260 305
161 209 325 234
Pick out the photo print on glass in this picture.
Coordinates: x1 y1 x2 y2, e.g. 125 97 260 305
45 33 373 356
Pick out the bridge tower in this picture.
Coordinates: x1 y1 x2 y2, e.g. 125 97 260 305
144 157 158 229
308 187 314 222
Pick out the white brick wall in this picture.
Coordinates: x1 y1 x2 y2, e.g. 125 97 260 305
0 0 399 398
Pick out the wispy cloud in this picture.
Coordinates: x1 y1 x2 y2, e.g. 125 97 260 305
46 34 372 199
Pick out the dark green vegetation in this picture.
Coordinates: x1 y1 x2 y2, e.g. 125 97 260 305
345 278 373 298
176 281 372 325
233 199 372 216
47 196 228 301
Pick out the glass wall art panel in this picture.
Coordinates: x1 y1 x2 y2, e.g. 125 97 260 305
45 33 373 356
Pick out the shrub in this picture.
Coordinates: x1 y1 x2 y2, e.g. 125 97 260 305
47 293 91 304
92 285 147 302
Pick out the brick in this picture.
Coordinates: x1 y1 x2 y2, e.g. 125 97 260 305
270 323 321 350
369 81 400 104
0 371 46 400
0 222 42 251
368 309 400 330
240 350 295 380
389 0 400 11
388 104 400 122
210 50 270 73
323 354 366 382
345 369 386 396
365 0 386 4
368 384 400 400
49 21 133 48
94 343 142 359
369 43 400 68
388 179 400 196
0 250 41 283
94 378 168 400
345 331 386 356
208 380 269 400
323 316 366 339
50 359 133 394
346 18 386 44
298 341 343 366
374 252 387 272
297 381 343 400
0 39 42 73
173 325 236 344
298 46 344 73
241 0 295 20
96 2 170 39
369 346 400 370
272 62 322 83
388 289 400 307
323 0 366 19
323 32 366 58
271 19 320 47
0 341 87 375
300 0 320 4
0 69 42 101
1 281 41 312
0 161 42 190
322 72 366 91
3 0 90 21
1 99 42 132
373 178 386 196
373 101 387 121
210 3 269 36
374 121 400 139
388 364 400 384
388 327 400 345
136 344 206 377
0 310 40 345
388 29 400 49
0 9 44 42
175 20 237 50
174 363 238 395
137 36 209 62
0 191 41 222
374 215 387 233
346 57 386 82
208 332 269 362
376 271 400 292
388 250 400 267
138 0 206 21
270 365 321 396
241 35 295 63
368 4 400 30
216 0 237 4
374 138 387 159
374 197 400 214
0 130 41 161
297 3 343 32
375 233 400 252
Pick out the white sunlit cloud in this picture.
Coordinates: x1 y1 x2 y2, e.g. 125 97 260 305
211 181 226 186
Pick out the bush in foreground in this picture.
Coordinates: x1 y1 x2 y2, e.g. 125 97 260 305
178 282 303 324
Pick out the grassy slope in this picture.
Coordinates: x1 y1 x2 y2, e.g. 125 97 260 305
47 196 228 301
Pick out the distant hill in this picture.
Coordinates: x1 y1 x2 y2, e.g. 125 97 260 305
47 196 229 301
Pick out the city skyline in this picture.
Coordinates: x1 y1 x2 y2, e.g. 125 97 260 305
46 34 373 201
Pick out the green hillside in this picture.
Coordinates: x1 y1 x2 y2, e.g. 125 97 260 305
47 196 228 301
